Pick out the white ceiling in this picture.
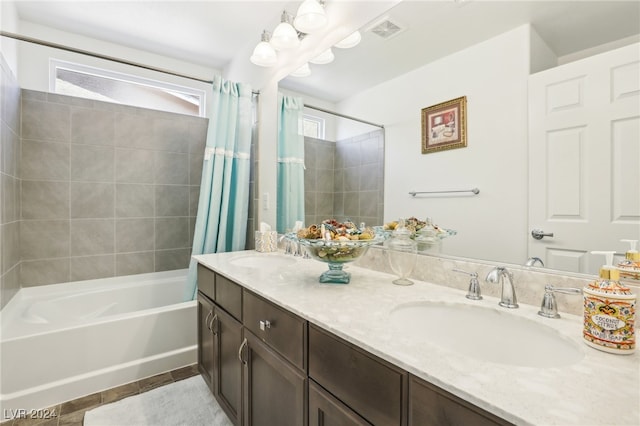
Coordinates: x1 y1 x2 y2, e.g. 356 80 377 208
10 0 640 103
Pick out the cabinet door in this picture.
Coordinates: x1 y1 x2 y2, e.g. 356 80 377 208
197 293 215 392
214 306 243 425
309 380 371 426
309 324 407 426
241 330 307 426
409 375 513 426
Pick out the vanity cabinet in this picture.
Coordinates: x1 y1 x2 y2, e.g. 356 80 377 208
197 293 215 392
308 380 371 426
308 324 408 426
196 266 242 425
240 330 307 426
408 375 513 426
197 262 512 426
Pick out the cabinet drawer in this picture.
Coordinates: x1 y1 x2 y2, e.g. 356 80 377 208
309 380 372 426
215 273 242 321
197 264 215 300
309 324 407 426
243 290 306 370
409 375 513 426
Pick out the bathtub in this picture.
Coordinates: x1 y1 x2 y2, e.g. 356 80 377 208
0 269 196 419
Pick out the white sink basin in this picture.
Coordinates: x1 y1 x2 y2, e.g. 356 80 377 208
389 302 584 368
229 254 297 269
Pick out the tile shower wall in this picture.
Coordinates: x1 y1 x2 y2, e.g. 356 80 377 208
304 130 384 227
0 55 22 308
19 90 208 287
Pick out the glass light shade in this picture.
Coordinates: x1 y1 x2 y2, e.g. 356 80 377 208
271 12 300 51
293 0 327 34
250 41 277 67
309 48 334 64
334 31 362 49
290 63 311 77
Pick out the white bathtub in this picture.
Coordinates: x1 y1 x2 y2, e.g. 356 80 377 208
0 269 196 419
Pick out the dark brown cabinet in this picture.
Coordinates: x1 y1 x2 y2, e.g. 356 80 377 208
408 375 513 426
197 263 512 426
309 324 408 426
240 330 307 426
309 380 371 426
197 293 215 392
197 265 242 425
213 306 243 424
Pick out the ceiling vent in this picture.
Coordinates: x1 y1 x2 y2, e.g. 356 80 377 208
367 16 406 40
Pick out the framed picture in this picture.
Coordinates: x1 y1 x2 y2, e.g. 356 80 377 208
421 96 467 154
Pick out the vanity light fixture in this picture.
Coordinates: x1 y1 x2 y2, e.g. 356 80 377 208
290 63 311 77
309 48 334 64
293 0 327 34
250 30 278 67
334 30 361 48
270 10 300 51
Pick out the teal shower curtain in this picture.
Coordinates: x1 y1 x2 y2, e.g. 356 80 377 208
185 75 253 300
277 94 305 233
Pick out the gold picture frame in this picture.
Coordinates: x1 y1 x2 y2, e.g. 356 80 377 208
421 96 467 154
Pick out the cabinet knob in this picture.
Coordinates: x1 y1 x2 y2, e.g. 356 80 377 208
259 320 272 331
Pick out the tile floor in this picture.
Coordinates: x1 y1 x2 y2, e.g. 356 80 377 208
0 364 200 426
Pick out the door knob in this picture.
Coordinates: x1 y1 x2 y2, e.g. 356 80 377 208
531 229 554 240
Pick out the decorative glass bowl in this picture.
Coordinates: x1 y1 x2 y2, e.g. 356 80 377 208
288 233 385 284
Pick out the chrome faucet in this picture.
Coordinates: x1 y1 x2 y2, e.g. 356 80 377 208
538 285 582 318
485 266 518 308
525 257 544 267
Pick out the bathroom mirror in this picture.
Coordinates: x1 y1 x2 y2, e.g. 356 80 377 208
278 0 640 276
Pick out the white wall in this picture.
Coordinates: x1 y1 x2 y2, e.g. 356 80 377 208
337 25 534 265
1 1 19 74
14 21 216 114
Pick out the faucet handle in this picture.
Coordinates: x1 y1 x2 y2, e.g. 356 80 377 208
538 284 582 318
453 269 482 300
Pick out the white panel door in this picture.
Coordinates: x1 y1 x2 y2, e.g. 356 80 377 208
529 43 640 275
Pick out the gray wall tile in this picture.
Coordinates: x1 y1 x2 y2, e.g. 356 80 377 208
71 107 115 146
156 185 189 217
70 182 115 218
115 184 154 217
155 217 189 249
155 248 190 272
2 222 20 274
21 220 70 260
116 218 154 252
154 117 189 152
116 251 154 276
70 255 114 281
70 219 115 255
1 265 20 309
21 258 70 287
21 181 70 219
155 152 188 184
70 144 115 181
22 98 71 142
115 148 154 183
17 89 208 288
21 140 70 180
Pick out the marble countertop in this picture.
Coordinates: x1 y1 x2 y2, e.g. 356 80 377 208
194 250 640 426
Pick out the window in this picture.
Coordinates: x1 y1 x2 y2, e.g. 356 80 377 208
303 114 325 139
50 60 206 117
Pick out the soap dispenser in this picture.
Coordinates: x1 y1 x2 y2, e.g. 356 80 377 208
583 251 636 354
618 239 640 281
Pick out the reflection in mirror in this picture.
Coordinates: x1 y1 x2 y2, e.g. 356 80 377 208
298 105 384 228
280 1 640 277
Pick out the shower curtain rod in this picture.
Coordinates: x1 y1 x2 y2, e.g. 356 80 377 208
1 31 261 95
303 103 384 129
